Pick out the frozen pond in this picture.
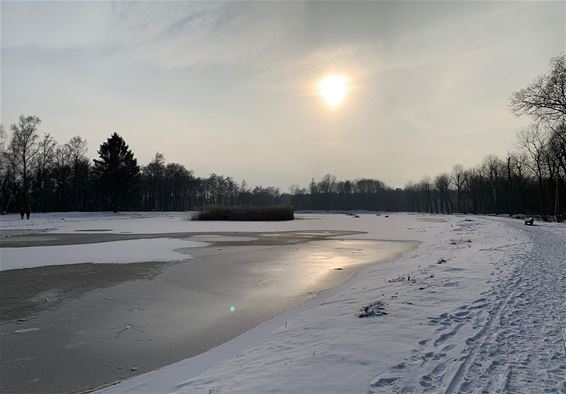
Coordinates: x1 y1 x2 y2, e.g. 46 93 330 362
0 231 416 394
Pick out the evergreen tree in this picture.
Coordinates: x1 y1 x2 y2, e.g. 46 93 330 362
93 132 139 212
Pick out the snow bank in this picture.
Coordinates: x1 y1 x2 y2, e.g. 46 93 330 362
0 238 207 271
99 215 542 394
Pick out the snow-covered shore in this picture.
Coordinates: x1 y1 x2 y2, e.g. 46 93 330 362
3 212 564 393
89 214 564 394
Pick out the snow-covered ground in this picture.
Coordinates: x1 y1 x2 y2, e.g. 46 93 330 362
0 238 206 271
3 212 564 393
80 213 562 394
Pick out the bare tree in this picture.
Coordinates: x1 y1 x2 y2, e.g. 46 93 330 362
0 124 11 213
34 134 57 209
463 168 486 214
548 123 566 177
541 139 561 219
505 151 529 214
35 134 57 178
511 55 566 124
8 115 41 212
418 177 434 213
519 124 549 218
451 164 465 213
319 174 337 211
143 153 166 210
0 124 5 154
68 136 88 165
52 143 72 209
67 136 89 209
548 124 566 219
434 173 452 214
0 124 7 183
289 184 306 195
481 155 505 214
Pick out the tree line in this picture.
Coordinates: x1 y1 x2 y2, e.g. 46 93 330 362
0 55 564 220
0 127 282 214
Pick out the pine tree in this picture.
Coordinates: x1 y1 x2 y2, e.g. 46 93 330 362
93 132 139 212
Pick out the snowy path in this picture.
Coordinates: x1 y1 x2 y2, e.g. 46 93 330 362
370 220 566 393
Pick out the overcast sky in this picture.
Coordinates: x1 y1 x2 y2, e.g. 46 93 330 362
1 1 564 190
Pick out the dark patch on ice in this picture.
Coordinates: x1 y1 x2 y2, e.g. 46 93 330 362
0 261 170 322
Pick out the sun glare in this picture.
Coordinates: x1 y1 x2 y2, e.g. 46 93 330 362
318 75 349 108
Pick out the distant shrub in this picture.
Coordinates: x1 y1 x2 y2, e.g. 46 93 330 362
194 205 294 221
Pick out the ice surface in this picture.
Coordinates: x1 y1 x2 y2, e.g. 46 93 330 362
0 238 207 271
0 211 437 242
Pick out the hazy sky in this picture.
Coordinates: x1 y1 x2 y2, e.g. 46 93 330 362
1 1 564 190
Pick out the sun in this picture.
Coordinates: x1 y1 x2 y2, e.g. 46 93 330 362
318 75 349 108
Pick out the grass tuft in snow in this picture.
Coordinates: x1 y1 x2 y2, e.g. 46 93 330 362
388 275 416 283
358 301 387 318
449 238 472 245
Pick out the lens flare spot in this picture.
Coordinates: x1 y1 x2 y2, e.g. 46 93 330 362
229 305 236 313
